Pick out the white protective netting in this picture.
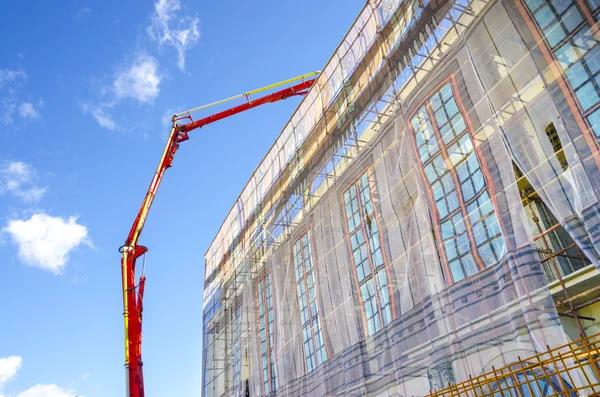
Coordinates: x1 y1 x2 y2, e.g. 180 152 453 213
202 0 600 395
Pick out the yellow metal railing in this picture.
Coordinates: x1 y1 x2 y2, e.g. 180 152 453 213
426 333 600 397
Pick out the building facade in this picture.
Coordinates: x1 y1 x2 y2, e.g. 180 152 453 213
202 0 600 395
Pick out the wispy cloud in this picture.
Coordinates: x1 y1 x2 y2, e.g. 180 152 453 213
0 69 27 89
0 161 47 203
148 0 200 70
82 0 199 129
1 101 17 125
80 103 116 130
114 53 162 103
83 53 162 130
0 68 30 125
3 213 91 274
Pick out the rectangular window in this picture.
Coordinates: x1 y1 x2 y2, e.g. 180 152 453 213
293 231 328 373
257 273 277 394
343 172 393 336
411 81 505 283
203 327 216 397
524 0 600 136
231 304 243 397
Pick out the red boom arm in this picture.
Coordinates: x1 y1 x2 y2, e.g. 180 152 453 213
119 77 316 397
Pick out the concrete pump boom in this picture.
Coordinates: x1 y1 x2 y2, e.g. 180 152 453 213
119 72 319 397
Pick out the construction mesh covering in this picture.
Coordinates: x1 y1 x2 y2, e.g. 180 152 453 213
202 0 600 395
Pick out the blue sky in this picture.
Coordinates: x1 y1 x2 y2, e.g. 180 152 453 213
0 1 363 396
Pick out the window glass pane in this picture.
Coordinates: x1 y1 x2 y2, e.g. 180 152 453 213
446 190 460 214
434 106 449 125
449 259 465 281
562 6 584 34
441 219 454 239
550 0 571 14
422 119 436 140
451 115 467 136
585 45 600 74
445 240 458 260
440 83 452 100
438 197 449 218
545 23 567 47
492 237 506 260
535 5 556 28
462 254 478 277
430 93 443 110
572 27 596 55
587 0 600 12
565 60 587 88
575 81 600 110
555 41 579 68
425 160 439 182
526 0 545 10
587 107 600 137
445 97 460 117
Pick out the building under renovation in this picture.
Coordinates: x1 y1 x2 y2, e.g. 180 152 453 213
202 0 600 395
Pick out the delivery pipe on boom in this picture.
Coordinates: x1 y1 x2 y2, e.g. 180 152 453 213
119 71 319 397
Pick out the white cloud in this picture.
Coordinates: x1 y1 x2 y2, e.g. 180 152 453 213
1 101 16 125
0 69 27 89
81 54 161 128
113 53 161 103
0 356 22 393
148 0 200 70
18 102 40 119
3 213 90 274
0 161 47 203
81 0 201 127
80 103 116 130
0 69 28 125
16 384 80 397
0 357 82 397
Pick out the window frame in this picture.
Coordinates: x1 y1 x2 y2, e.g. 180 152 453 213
530 0 600 114
340 167 396 337
231 302 243 397
256 271 277 395
515 0 600 165
292 227 330 374
203 324 218 397
408 75 506 284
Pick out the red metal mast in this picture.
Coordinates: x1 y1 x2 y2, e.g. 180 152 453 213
119 74 317 397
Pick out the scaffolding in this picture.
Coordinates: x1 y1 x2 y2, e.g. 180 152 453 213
202 0 600 394
425 332 600 397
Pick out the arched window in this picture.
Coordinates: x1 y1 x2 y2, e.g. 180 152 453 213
410 80 505 283
342 171 394 336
